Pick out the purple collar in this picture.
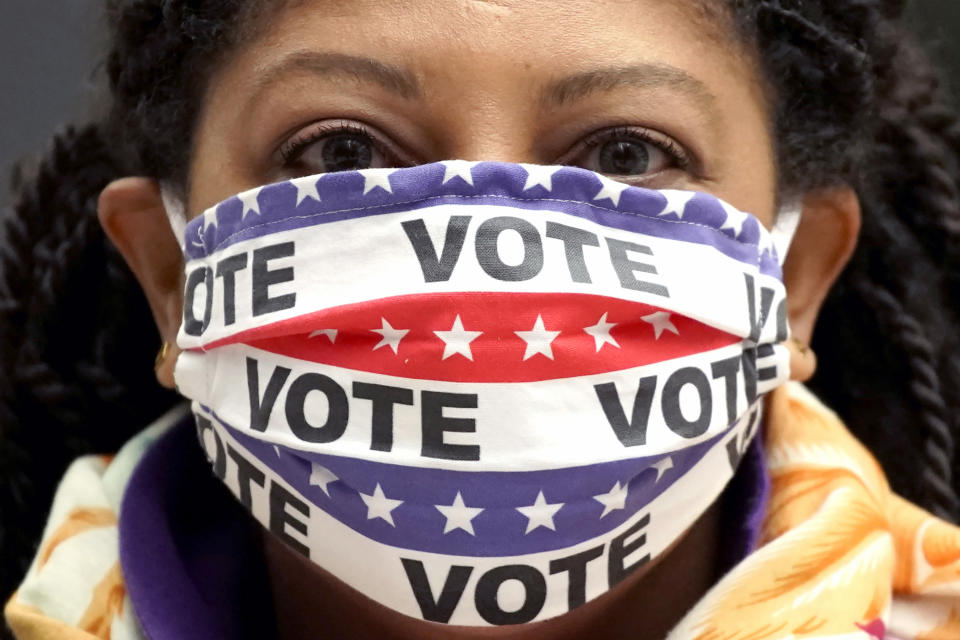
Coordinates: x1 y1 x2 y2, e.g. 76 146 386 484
118 414 276 640
118 415 768 639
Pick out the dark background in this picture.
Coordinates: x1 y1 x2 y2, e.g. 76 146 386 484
1 1 959 207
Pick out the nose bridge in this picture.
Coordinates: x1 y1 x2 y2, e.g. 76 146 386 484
451 133 533 165
438 103 538 164
423 63 541 164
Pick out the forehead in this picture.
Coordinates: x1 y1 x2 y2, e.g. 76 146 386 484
218 0 752 110
244 0 742 70
191 0 773 215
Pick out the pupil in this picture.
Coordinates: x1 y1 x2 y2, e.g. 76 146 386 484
322 134 373 172
599 140 649 175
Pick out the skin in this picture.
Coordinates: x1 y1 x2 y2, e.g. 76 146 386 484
97 0 860 636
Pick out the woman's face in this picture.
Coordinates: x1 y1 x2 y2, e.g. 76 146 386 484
101 0 858 385
187 0 777 224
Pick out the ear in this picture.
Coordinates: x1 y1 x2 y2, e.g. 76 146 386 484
781 186 861 379
98 177 184 388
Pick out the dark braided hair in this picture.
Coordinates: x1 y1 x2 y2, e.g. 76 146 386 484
0 0 255 606
3 0 960 615
728 0 960 522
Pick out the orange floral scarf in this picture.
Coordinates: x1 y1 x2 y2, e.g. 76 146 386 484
670 383 960 639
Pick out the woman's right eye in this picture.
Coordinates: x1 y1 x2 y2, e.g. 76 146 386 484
279 121 394 175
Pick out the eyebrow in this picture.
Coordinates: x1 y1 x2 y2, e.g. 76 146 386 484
542 64 716 109
251 54 712 115
252 51 422 100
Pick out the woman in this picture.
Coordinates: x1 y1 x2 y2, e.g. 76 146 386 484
3 0 960 638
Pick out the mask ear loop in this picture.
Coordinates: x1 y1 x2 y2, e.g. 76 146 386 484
159 183 192 396
160 183 188 252
769 200 808 366
770 200 802 267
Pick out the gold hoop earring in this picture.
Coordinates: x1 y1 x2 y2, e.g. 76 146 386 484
790 337 809 355
155 342 171 370
788 337 817 381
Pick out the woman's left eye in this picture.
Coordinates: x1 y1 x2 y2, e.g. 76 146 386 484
564 127 689 178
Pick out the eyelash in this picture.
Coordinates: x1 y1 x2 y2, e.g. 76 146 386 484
574 125 692 172
278 120 398 167
278 121 692 173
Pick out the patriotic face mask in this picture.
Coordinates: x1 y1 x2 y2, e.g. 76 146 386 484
170 161 796 626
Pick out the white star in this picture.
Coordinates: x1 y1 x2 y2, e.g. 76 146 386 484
238 187 262 218
371 318 409 354
593 481 629 518
516 491 564 534
434 315 483 361
359 483 403 526
190 225 205 249
593 175 630 207
203 208 219 231
520 164 559 192
362 168 396 194
294 177 321 205
719 202 749 237
309 462 339 496
656 190 696 219
515 315 561 361
435 491 484 535
273 445 281 458
652 456 674 482
584 312 620 352
441 160 479 186
308 329 338 343
642 311 679 340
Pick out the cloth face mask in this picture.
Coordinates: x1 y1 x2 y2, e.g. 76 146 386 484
172 161 792 626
